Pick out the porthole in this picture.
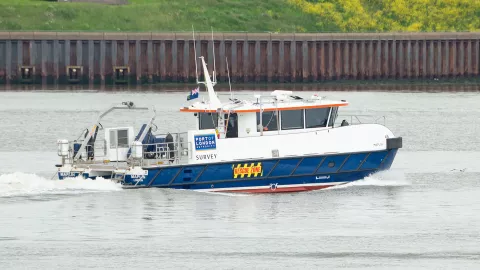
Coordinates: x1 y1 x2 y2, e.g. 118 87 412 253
328 161 335 168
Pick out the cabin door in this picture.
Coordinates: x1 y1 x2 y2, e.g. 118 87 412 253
226 113 238 138
106 127 133 161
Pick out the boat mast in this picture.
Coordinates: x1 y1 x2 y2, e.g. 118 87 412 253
226 56 233 99
199 57 221 108
192 25 199 84
192 26 223 136
192 27 218 89
211 27 217 86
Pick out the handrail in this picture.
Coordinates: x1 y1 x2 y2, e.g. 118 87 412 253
335 114 387 126
58 132 190 167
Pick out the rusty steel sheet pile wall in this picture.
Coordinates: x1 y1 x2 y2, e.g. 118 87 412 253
0 32 479 86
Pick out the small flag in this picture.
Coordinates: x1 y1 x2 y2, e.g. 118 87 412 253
187 86 199 101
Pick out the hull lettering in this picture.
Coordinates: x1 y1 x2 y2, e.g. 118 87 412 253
59 172 78 177
129 175 145 182
195 153 217 160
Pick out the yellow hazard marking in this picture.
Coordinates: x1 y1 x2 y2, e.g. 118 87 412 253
233 162 263 178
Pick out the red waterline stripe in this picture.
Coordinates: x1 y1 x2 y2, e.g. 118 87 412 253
213 184 336 193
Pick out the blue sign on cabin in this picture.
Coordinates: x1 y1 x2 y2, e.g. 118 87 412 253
194 134 216 150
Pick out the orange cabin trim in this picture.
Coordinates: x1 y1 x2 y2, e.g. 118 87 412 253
180 103 348 113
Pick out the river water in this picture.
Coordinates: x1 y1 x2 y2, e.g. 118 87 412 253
0 89 479 269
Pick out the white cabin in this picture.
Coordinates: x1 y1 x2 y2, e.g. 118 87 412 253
182 90 348 139
178 88 394 165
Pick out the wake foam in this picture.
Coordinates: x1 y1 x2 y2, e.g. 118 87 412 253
326 169 410 190
0 172 122 197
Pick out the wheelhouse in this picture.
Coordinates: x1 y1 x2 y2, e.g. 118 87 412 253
182 91 348 139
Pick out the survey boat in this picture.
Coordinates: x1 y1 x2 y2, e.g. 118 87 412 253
55 54 402 193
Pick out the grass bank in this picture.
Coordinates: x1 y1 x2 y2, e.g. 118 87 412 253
0 0 317 32
0 0 478 32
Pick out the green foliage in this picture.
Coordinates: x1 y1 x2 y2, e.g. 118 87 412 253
289 0 480 32
0 0 478 32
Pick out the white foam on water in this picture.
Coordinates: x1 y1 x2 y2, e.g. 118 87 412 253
0 172 122 197
326 169 411 190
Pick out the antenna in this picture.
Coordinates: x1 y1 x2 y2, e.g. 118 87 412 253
226 56 233 99
192 25 199 84
211 26 217 85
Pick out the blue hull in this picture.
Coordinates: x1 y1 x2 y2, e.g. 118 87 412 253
58 149 398 193
132 149 398 193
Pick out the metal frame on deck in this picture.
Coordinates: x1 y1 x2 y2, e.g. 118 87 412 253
57 101 195 174
60 133 191 168
72 101 154 162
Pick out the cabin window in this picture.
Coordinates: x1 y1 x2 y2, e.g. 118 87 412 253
199 113 218 130
281 109 304 130
110 129 129 148
256 111 278 131
109 130 117 148
305 108 330 128
328 107 338 127
117 129 129 147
